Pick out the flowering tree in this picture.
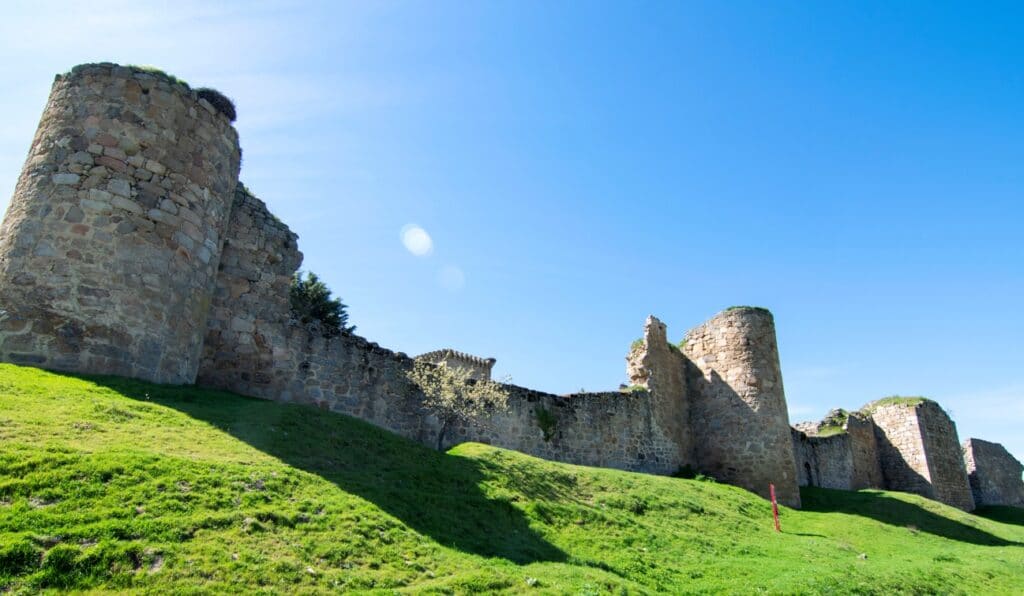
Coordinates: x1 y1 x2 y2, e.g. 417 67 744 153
407 361 509 450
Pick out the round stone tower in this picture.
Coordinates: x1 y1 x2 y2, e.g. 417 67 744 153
682 307 801 507
0 63 241 384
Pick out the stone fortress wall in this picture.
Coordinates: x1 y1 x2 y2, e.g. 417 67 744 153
0 64 240 384
2 63 1021 513
963 439 1024 508
791 399 1024 511
681 308 801 507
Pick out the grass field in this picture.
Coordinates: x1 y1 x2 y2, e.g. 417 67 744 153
0 363 1022 593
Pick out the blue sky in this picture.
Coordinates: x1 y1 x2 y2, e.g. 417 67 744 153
1 1 1021 459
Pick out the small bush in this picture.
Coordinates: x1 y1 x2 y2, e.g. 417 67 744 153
535 408 557 442
673 465 697 480
628 496 649 516
37 544 81 588
195 88 237 122
0 538 41 576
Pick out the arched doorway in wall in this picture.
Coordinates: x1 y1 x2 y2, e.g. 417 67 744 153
804 462 815 487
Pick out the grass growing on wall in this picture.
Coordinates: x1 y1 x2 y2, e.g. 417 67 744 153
124 65 191 89
1 364 1022 593
814 425 848 438
860 395 930 415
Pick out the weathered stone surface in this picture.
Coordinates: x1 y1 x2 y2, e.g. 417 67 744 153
682 308 801 507
871 400 974 511
791 410 883 491
0 62 240 384
792 428 855 490
53 173 80 185
963 438 1024 508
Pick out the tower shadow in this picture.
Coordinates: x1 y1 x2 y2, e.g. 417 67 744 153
973 506 1024 527
801 486 1022 547
86 374 567 565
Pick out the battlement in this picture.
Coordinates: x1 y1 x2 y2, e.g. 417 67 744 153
415 349 496 381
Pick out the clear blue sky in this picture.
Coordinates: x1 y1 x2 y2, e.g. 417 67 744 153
1 1 1021 459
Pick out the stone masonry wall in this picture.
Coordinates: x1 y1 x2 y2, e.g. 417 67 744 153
871 401 975 510
0 63 240 383
846 413 884 490
196 190 689 475
871 403 934 499
453 386 688 475
916 401 974 511
790 411 883 491
198 185 301 389
791 430 855 490
623 315 692 469
963 439 1024 508
682 308 801 507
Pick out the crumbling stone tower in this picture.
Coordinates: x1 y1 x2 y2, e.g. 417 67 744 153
682 307 801 507
962 438 1024 508
0 64 240 383
625 315 692 469
870 399 975 511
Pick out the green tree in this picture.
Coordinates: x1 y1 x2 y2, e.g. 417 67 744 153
289 271 354 337
407 361 509 450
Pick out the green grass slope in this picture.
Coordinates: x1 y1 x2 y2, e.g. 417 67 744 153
0 363 1022 594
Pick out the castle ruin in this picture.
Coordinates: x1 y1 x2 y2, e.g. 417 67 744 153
1 63 1021 512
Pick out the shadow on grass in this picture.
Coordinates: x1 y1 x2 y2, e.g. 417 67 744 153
801 486 1022 547
974 506 1024 527
86 375 567 565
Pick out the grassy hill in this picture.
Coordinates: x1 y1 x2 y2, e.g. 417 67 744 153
0 363 1022 594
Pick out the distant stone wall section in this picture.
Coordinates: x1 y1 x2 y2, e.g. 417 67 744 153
623 316 692 470
791 430 855 490
963 439 1024 508
870 403 935 498
0 63 240 383
818 400 975 510
416 349 495 381
791 411 883 492
455 386 689 475
846 414 885 489
682 308 801 507
916 401 974 511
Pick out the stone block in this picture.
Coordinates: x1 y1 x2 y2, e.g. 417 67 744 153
53 172 80 185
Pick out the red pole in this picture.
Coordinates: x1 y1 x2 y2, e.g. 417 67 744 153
770 483 781 532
